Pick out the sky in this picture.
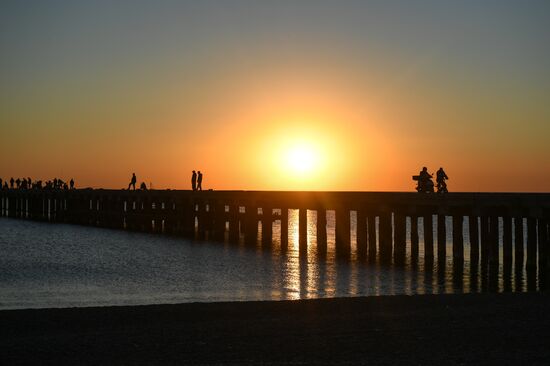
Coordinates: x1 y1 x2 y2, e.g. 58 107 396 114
1 0 549 191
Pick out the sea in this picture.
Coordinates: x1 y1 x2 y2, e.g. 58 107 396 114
0 211 537 310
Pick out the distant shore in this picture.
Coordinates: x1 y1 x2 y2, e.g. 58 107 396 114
2 292 549 365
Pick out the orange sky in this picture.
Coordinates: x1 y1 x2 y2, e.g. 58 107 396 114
1 2 549 192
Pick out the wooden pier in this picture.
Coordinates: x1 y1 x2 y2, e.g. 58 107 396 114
1 189 549 276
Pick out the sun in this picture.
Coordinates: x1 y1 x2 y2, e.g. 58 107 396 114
285 143 319 174
258 123 339 188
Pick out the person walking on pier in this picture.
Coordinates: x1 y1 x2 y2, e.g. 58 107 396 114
70 178 74 190
197 171 203 191
191 171 197 191
128 173 137 190
436 167 449 193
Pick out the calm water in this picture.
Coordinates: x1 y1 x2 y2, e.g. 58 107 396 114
0 212 536 309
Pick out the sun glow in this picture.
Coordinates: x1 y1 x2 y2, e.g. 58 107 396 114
250 117 361 190
286 144 318 174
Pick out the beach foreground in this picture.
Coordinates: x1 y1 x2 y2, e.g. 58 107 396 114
1 293 549 365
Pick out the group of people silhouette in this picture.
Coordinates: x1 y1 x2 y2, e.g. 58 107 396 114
191 171 203 191
127 173 148 191
126 171 204 191
4 169 450 193
0 177 75 191
413 167 449 193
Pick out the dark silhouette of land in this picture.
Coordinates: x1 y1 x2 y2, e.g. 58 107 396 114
1 293 549 365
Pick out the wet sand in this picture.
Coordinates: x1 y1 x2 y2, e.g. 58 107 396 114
1 292 549 365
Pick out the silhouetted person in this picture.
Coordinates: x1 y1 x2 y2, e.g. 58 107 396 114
128 173 137 190
140 182 147 190
70 178 74 190
3 182 7 189
191 170 197 191
0 178 2 189
436 167 449 193
27 177 31 187
197 171 203 191
416 167 434 193
9 177 14 189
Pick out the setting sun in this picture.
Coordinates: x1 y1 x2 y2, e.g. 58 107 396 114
286 144 318 174
248 120 361 190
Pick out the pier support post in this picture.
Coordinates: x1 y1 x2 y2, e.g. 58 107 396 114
410 215 419 261
452 215 464 263
514 217 524 270
299 209 308 254
503 216 513 266
114 197 125 230
335 209 351 259
206 202 216 234
281 208 289 250
8 195 15 218
124 197 135 231
356 210 367 259
316 209 327 254
468 215 479 267
182 200 195 237
538 218 548 290
262 205 273 246
379 211 392 263
526 217 537 270
480 216 490 266
489 216 499 266
423 213 434 260
367 214 377 260
437 214 446 261
394 212 406 265
213 203 226 242
228 204 240 243
538 219 548 269
245 206 258 246
196 201 207 238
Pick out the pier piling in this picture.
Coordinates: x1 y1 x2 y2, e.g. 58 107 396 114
1 189 549 288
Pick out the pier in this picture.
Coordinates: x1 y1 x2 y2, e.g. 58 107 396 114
1 189 549 277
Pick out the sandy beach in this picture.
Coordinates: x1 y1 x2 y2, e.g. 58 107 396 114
1 292 549 365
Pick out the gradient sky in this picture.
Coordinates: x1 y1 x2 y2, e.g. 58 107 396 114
1 0 549 191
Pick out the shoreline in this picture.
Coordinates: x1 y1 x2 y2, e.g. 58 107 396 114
2 292 549 365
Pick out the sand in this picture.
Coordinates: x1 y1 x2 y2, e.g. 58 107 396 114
1 292 549 365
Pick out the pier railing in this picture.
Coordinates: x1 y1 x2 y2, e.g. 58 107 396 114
1 189 549 272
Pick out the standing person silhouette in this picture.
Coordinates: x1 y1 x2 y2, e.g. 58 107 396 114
197 171 203 191
70 178 74 190
191 171 197 191
436 167 449 193
128 173 137 190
